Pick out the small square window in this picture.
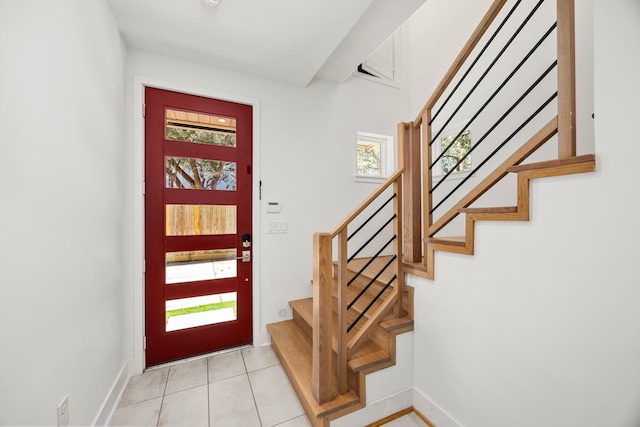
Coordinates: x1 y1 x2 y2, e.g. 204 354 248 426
356 132 394 181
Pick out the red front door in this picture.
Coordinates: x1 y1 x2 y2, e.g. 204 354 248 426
144 87 253 366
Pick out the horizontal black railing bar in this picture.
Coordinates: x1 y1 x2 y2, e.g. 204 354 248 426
347 235 397 287
347 255 397 310
430 0 547 146
347 193 397 242
348 274 397 333
429 90 558 216
430 60 558 193
348 214 397 263
430 0 524 125
430 20 558 169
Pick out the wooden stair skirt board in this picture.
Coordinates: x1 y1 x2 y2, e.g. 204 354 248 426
424 155 596 257
267 264 413 427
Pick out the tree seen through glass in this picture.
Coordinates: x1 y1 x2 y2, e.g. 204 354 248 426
165 127 237 190
357 142 382 177
440 129 472 174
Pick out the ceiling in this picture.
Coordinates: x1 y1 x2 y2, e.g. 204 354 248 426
106 0 426 87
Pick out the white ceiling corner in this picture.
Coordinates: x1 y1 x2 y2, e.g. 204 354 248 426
106 0 426 87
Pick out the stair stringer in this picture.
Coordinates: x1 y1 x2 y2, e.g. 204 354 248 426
423 155 596 279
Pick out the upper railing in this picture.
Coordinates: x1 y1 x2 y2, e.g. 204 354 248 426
402 0 576 275
312 167 405 403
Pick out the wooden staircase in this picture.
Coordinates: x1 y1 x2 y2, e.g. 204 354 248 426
267 258 414 427
426 154 596 257
266 2 592 426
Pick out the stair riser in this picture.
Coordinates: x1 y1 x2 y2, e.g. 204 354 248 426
293 308 313 339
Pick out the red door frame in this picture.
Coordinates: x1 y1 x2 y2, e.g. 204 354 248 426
144 87 253 366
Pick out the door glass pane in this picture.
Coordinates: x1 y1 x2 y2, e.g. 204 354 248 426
166 292 237 332
166 157 236 191
166 205 236 236
166 108 236 147
166 249 237 284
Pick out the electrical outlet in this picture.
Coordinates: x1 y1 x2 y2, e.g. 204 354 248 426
57 395 69 427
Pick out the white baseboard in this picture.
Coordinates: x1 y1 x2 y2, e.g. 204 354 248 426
92 359 132 426
413 387 463 427
330 388 414 427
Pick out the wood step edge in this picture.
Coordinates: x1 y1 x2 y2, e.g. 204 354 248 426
459 206 517 214
292 296 390 345
459 205 527 222
424 235 466 247
348 347 392 373
338 256 398 284
289 297 394 373
379 316 414 333
507 154 595 172
291 294 387 333
289 298 313 315
267 320 362 420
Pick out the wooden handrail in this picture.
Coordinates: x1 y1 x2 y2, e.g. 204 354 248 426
414 0 508 125
329 168 405 237
312 166 405 404
402 0 577 278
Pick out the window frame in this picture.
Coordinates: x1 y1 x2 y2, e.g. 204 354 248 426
355 131 395 183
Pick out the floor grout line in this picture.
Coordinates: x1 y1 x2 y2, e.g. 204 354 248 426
242 348 266 427
111 347 309 427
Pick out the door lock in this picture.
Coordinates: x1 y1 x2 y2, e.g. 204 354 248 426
237 250 251 262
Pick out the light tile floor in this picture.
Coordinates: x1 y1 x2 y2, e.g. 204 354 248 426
110 346 307 427
109 345 427 427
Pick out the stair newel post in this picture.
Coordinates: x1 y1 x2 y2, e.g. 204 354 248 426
312 232 333 404
423 110 434 240
423 110 437 278
393 175 406 318
336 228 349 394
556 0 576 159
400 122 421 264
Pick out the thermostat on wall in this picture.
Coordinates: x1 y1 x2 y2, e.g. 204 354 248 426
266 201 281 213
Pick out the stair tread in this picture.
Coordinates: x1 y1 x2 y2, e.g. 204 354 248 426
424 235 466 247
379 316 414 333
291 293 384 335
344 256 397 284
289 297 392 370
267 320 361 419
459 206 517 214
507 154 595 172
290 298 313 319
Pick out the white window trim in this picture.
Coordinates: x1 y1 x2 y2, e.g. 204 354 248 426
355 131 395 183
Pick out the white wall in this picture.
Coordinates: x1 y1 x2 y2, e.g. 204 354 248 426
125 48 409 364
408 0 640 426
0 0 128 424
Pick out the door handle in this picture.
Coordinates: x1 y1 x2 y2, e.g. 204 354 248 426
237 250 250 262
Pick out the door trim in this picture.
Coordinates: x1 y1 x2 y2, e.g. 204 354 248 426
132 76 262 373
